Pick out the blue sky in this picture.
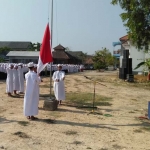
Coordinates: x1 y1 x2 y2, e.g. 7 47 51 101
0 0 126 54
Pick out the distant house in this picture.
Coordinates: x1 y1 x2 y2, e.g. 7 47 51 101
0 41 31 51
6 51 39 64
52 44 82 64
118 35 150 73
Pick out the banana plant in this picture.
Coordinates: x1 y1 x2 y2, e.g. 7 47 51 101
134 59 150 70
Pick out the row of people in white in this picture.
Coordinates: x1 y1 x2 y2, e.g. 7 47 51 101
6 63 25 96
0 63 84 73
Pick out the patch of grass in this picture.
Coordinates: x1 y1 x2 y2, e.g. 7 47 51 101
142 127 150 132
86 147 92 149
72 140 82 145
13 131 29 138
129 111 135 113
18 121 29 126
133 129 143 133
112 144 124 149
66 92 112 107
64 130 77 135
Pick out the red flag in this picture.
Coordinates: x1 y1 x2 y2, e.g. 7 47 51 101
37 24 53 73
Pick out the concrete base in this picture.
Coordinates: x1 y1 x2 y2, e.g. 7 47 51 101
43 98 58 111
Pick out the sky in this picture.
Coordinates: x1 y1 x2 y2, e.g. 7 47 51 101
0 0 126 55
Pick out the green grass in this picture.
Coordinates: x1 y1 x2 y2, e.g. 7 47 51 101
18 121 29 126
64 130 77 135
66 92 112 106
142 127 150 132
72 141 82 145
13 131 29 138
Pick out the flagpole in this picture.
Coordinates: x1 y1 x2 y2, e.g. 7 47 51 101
50 0 53 98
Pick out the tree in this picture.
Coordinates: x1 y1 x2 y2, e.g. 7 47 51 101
92 48 116 70
78 52 88 64
27 42 41 51
111 0 150 50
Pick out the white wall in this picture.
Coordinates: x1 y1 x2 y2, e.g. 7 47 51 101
128 41 145 72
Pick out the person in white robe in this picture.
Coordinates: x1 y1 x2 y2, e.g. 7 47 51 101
23 62 41 120
18 63 24 94
6 64 14 96
13 65 19 95
52 64 65 105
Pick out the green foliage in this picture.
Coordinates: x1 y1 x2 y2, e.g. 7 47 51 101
111 0 150 51
0 57 5 62
27 42 41 51
0 47 10 54
92 48 116 70
134 58 150 70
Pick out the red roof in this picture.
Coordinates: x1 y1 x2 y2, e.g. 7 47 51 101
119 35 128 41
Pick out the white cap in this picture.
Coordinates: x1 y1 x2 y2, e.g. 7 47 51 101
18 63 23 66
9 64 13 67
27 62 34 67
57 64 62 67
34 64 37 68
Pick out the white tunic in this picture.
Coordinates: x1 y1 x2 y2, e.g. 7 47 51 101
52 71 65 100
13 69 19 91
6 68 13 93
24 71 41 116
18 66 24 92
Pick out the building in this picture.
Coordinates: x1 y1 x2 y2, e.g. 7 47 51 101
119 35 149 73
6 51 39 64
52 44 82 64
6 44 84 64
0 41 31 51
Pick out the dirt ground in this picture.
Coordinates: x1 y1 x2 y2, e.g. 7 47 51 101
1 70 150 150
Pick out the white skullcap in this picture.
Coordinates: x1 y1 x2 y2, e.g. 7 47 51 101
34 64 37 68
18 63 23 66
9 64 13 67
27 62 34 67
57 64 62 67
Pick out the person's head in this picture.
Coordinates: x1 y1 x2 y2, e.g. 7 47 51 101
27 62 34 71
57 64 62 71
34 64 37 73
14 65 18 70
9 64 14 69
18 63 23 68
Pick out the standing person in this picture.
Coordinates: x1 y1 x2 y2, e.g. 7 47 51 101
13 65 19 95
24 62 41 120
18 63 24 94
6 64 14 96
52 64 65 105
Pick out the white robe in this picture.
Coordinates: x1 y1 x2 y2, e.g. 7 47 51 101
24 71 41 116
52 71 65 100
6 68 13 93
18 66 24 92
13 69 19 91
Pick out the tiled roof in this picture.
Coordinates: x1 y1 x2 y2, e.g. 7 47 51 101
0 41 31 49
6 51 39 57
119 35 128 41
52 51 70 59
53 44 65 50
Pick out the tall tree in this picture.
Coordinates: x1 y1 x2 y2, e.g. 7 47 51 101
111 0 150 50
92 48 116 70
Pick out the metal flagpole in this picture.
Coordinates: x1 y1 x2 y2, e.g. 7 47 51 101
50 0 53 99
